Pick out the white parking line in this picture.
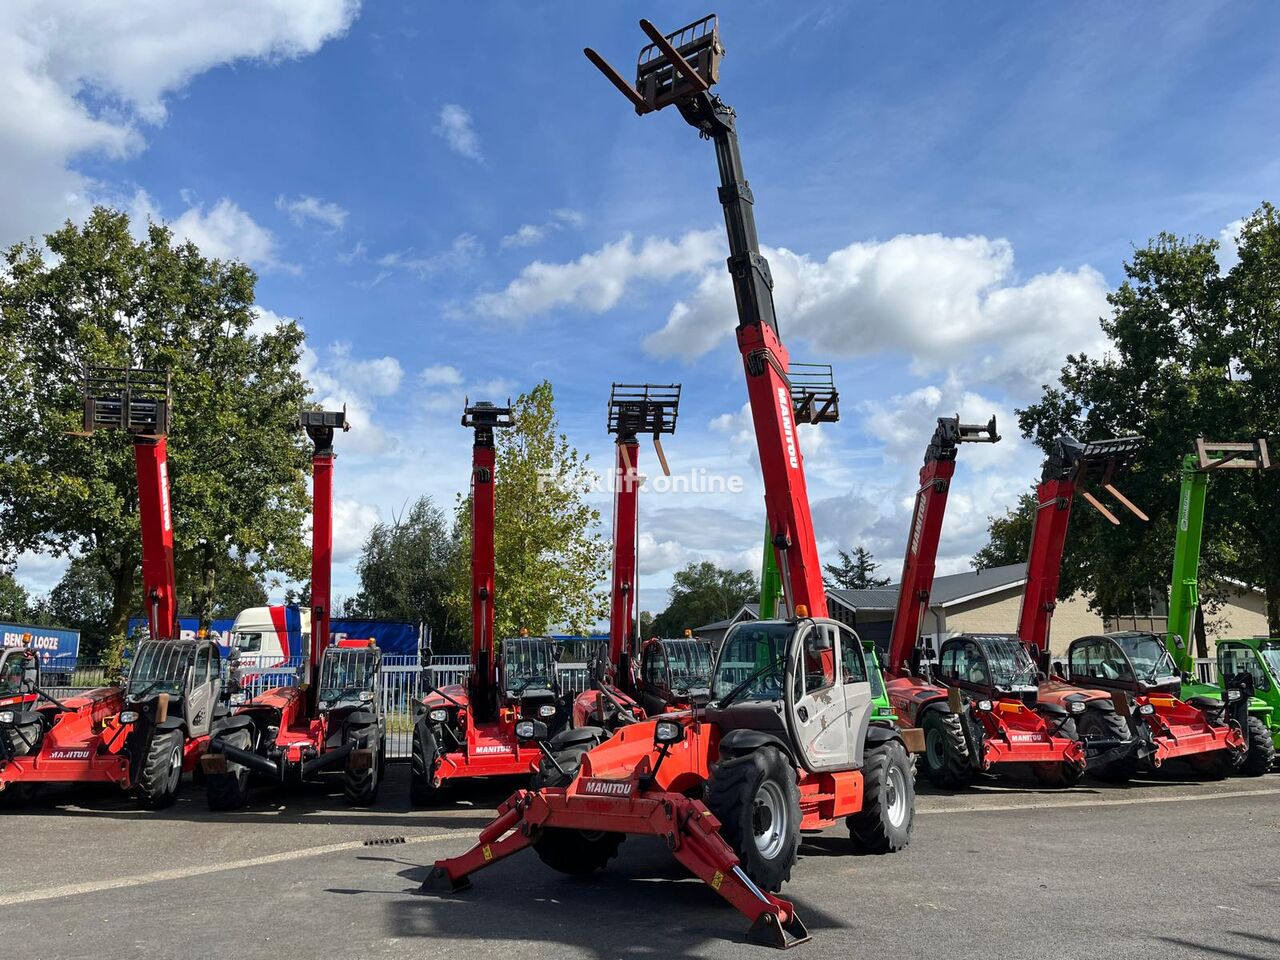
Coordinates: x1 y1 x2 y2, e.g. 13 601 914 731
0 831 460 908
920 786 1280 815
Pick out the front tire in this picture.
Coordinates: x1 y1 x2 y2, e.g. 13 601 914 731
848 738 914 853
1032 717 1084 788
921 710 973 788
343 724 381 806
137 729 184 809
1232 717 1276 777
705 746 801 892
532 737 623 876
206 727 252 811
410 721 444 807
1078 709 1138 783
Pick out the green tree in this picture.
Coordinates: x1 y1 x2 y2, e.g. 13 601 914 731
0 569 31 621
42 557 118 656
973 493 1037 570
348 496 460 648
823 546 891 590
1010 203 1280 633
651 561 757 638
0 207 312 638
445 382 608 644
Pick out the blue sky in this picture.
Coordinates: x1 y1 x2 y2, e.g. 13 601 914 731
5 2 1279 621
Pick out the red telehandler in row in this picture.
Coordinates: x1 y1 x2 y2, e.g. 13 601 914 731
1017 436 1246 781
876 415 1100 788
424 17 917 948
410 401 563 805
0 367 224 808
202 408 387 807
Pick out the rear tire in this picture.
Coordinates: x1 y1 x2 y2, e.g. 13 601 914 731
1032 717 1084 788
0 783 39 808
343 724 381 806
410 721 444 807
137 729 184 809
848 738 914 853
705 746 801 892
1186 748 1234 780
206 727 252 811
921 710 973 788
1078 709 1138 783
532 738 623 876
1232 717 1276 777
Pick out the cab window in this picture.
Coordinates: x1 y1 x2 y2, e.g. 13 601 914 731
643 648 665 687
1071 638 1133 682
194 644 213 683
1219 643 1269 691
801 625 837 696
839 626 868 683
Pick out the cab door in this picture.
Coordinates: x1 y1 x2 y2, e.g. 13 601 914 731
837 624 874 767
184 642 222 736
784 621 852 771
639 642 670 716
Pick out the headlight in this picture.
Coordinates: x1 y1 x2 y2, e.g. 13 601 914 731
1138 703 1155 716
515 720 535 740
428 708 448 723
976 700 993 712
1226 689 1243 701
538 704 557 718
653 720 684 745
119 710 140 724
1069 700 1086 714
0 710 14 725
359 690 374 702
229 693 246 705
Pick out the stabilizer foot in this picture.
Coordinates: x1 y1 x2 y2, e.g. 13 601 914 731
420 866 471 895
746 910 811 949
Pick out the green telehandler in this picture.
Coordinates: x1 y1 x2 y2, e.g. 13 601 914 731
1165 438 1276 775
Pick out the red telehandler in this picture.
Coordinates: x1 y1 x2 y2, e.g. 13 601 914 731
202 409 387 807
568 382 695 733
877 416 1098 789
423 17 916 948
410 401 563 805
0 367 224 808
1016 436 1246 781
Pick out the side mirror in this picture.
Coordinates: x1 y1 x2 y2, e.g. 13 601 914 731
553 645 562 662
515 719 549 742
1180 671 1193 683
421 645 434 667
653 719 685 746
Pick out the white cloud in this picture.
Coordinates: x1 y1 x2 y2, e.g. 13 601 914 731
435 104 482 161
644 232 1110 401
276 194 349 230
379 234 481 278
132 190 294 272
300 341 404 455
1217 217 1246 268
249 305 291 336
472 230 723 321
331 498 380 564
0 1 359 246
421 364 463 386
500 209 585 249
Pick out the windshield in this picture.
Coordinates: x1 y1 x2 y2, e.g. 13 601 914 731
1259 641 1280 677
1114 634 1179 684
711 621 793 704
664 640 712 692
502 638 556 694
233 631 263 653
0 653 31 694
127 641 195 698
318 648 377 705
976 636 1040 689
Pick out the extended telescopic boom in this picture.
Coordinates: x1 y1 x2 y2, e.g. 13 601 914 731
301 408 349 705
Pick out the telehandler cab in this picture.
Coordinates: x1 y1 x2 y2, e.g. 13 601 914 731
1016 436 1247 781
0 367 223 808
410 401 564 804
424 17 916 948
1162 438 1276 774
202 409 388 807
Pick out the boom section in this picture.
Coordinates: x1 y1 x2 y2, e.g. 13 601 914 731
885 417 999 677
301 408 349 697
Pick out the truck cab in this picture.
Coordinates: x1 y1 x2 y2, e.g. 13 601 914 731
638 636 712 716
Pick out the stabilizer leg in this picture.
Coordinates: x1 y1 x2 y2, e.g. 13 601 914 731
419 794 533 895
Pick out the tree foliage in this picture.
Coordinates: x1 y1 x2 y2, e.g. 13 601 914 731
445 382 608 644
823 547 891 591
652 561 757 638
998 202 1280 633
0 208 312 636
0 569 31 622
348 496 460 648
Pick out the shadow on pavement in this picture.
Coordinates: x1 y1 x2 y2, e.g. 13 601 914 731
1157 931 1280 960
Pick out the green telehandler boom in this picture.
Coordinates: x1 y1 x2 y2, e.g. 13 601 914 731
1166 438 1276 774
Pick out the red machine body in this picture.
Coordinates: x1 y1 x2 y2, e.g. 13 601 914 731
428 20 913 946
1017 437 1243 776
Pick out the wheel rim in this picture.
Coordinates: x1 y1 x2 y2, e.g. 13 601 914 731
885 763 907 827
167 743 182 793
752 780 788 860
925 726 945 770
